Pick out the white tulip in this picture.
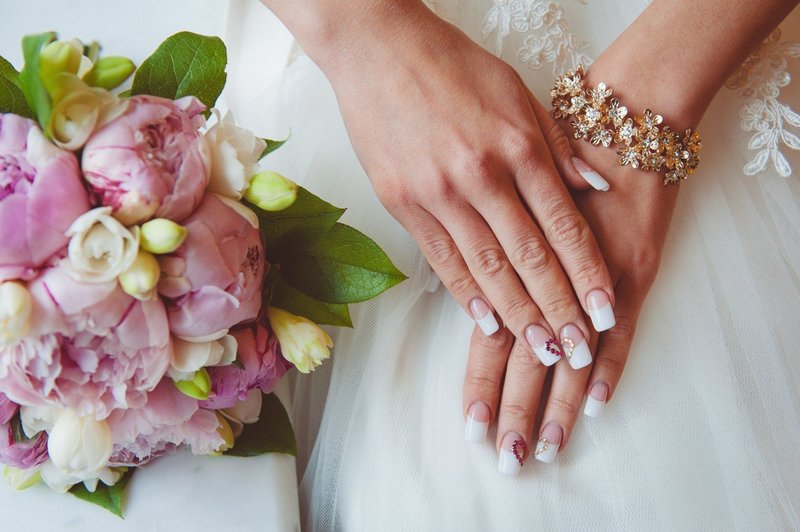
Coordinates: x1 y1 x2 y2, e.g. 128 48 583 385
47 410 112 477
223 389 263 426
119 250 160 301
39 460 122 494
267 306 333 374
64 207 140 283
20 404 61 438
205 111 266 199
0 281 33 346
168 334 238 381
139 218 188 254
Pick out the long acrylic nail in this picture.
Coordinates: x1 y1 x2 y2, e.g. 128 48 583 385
498 432 525 476
526 325 561 366
586 289 616 332
465 402 490 443
534 423 563 464
470 298 499 336
572 157 610 191
584 382 609 418
560 324 592 370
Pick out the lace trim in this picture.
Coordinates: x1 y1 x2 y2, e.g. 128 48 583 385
726 28 800 178
480 0 592 75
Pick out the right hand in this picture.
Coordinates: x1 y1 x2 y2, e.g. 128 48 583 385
316 3 615 358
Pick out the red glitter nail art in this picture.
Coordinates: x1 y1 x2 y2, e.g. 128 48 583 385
511 439 525 466
545 338 562 357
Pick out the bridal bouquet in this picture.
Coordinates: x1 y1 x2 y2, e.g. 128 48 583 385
0 31 404 516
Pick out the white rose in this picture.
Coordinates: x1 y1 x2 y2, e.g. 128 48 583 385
0 281 33 346
47 409 113 477
204 111 266 199
64 207 140 283
168 334 238 381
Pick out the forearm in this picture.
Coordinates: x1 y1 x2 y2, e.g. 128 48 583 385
588 0 798 127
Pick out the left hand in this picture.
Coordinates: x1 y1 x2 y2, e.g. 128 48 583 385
462 84 679 469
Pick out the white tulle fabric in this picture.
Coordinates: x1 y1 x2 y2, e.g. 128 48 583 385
224 1 800 530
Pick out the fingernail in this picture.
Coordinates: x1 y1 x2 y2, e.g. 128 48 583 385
584 382 609 418
498 432 525 476
560 324 592 370
572 157 610 191
465 402 490 443
534 423 563 464
525 325 561 366
470 298 499 336
586 289 616 332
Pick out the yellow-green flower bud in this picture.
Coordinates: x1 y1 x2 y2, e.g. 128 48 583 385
83 56 136 90
243 171 298 212
0 281 33 346
119 251 160 301
267 306 332 374
39 39 84 93
2 466 42 490
174 368 212 400
140 218 188 254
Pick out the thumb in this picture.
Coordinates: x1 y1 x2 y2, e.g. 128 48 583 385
524 83 611 192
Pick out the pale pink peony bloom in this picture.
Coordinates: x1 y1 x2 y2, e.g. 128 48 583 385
0 113 90 281
201 323 291 410
0 265 171 419
107 381 224 465
82 95 210 225
0 393 48 469
159 194 265 340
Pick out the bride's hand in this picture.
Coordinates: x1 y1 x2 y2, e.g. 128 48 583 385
288 2 616 354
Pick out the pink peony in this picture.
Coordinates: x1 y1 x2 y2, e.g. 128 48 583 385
0 113 90 281
0 393 48 469
81 95 210 225
159 194 265 340
107 381 224 465
201 323 291 410
0 266 171 419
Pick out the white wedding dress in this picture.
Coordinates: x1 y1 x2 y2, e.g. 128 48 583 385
223 1 800 530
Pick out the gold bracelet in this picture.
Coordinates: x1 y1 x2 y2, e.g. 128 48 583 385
551 66 701 185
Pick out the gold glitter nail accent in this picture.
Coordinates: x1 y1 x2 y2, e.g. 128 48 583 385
534 438 549 456
561 337 575 360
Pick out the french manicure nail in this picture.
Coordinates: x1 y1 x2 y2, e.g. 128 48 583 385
560 324 592 370
584 382 609 418
587 289 616 332
465 402 490 443
534 423 563 464
526 325 561 366
572 157 610 191
498 432 525 476
470 298 499 336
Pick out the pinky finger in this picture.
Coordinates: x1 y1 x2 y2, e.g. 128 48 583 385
583 286 642 418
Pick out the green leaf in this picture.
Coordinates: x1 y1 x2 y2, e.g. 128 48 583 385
0 76 34 118
225 393 297 457
282 223 407 304
270 272 352 327
131 31 227 111
18 32 56 127
69 469 133 518
258 136 289 160
0 56 21 88
253 186 345 262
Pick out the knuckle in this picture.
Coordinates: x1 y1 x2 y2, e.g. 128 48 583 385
464 152 506 197
474 327 513 350
573 259 606 288
509 344 543 371
540 291 575 320
464 373 501 396
445 273 476 298
425 236 459 266
628 246 661 285
506 129 538 163
501 297 535 330
374 181 412 210
511 237 550 272
547 212 589 249
606 314 637 342
429 173 458 202
547 393 580 419
501 401 534 422
594 354 627 378
473 246 508 277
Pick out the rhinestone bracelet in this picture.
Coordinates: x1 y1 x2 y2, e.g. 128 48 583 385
551 66 701 185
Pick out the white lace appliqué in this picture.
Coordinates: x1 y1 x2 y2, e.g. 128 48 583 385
726 29 800 178
480 0 591 75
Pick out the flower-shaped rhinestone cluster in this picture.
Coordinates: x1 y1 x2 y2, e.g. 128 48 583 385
551 66 702 185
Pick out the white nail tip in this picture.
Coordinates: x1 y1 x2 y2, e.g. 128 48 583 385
476 313 500 336
567 341 592 370
584 396 606 418
464 417 488 443
533 346 560 367
578 170 611 191
589 303 616 332
534 439 559 464
498 449 521 476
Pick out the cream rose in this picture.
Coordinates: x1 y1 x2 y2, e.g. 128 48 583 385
64 207 139 283
204 111 266 199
